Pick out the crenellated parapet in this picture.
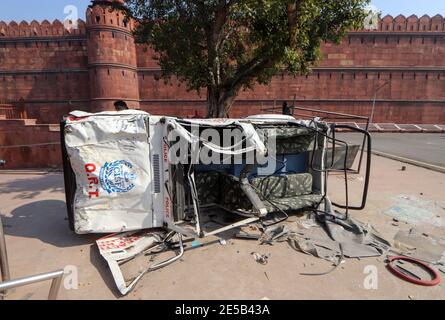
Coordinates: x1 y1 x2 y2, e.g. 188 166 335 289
1 14 443 38
377 14 444 32
86 0 134 32
0 19 86 38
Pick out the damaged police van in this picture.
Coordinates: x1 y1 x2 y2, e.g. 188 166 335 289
61 109 371 237
60 109 371 294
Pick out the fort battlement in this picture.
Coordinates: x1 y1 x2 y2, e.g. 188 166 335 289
0 14 444 39
0 19 87 38
0 0 132 39
377 14 445 32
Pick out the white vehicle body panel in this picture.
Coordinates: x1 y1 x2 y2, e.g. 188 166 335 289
64 111 156 234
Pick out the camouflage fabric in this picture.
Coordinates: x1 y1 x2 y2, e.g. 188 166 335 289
251 173 313 199
252 173 321 213
261 127 316 155
220 174 253 211
195 171 321 214
263 194 323 212
219 172 320 214
276 135 315 154
267 127 313 139
195 171 252 209
195 171 222 205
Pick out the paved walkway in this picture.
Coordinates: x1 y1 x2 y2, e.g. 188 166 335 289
338 133 445 168
0 154 445 299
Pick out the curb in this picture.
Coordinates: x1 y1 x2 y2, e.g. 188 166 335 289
372 150 445 174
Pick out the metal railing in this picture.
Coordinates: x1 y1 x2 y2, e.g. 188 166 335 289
262 104 370 175
0 270 64 300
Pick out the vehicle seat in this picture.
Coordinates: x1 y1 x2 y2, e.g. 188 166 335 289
251 173 322 213
220 173 322 214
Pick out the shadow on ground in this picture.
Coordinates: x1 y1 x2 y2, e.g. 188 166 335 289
89 246 121 299
0 174 64 200
2 200 97 248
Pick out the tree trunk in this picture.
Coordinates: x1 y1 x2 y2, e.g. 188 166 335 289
206 86 237 118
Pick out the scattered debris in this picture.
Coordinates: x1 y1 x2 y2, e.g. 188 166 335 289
296 216 319 229
191 240 203 248
384 195 445 227
438 265 445 275
393 229 445 264
260 214 390 264
300 244 344 277
260 224 290 245
251 252 270 265
235 225 263 240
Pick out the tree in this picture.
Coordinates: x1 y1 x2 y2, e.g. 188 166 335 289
122 0 369 118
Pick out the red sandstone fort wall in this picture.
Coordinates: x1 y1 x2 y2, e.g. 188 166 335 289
1 10 445 169
0 13 444 124
136 15 445 123
0 20 90 123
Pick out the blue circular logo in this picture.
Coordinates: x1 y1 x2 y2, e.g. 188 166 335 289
99 160 137 194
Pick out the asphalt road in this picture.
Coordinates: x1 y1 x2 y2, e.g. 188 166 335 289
337 133 445 168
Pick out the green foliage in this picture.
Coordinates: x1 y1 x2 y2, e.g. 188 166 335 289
122 0 369 115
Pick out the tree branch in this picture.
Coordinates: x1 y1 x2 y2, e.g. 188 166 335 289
287 0 304 48
223 50 282 93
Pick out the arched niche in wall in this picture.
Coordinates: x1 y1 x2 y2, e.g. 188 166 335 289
431 14 444 31
8 21 18 37
41 20 51 36
19 21 29 37
52 19 64 36
30 20 41 36
406 15 419 32
419 15 432 31
381 15 394 31
394 15 407 31
0 21 7 36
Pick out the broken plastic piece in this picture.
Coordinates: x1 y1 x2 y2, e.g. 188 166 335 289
97 230 184 295
251 252 270 265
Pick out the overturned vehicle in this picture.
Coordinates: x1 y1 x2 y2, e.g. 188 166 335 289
61 109 372 294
